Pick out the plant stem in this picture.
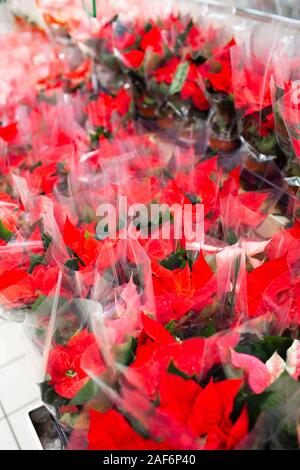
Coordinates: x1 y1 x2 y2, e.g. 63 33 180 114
92 0 97 17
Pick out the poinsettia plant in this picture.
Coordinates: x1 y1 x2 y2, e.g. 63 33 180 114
0 0 300 453
230 43 278 161
277 85 300 180
110 14 217 125
62 313 300 450
199 38 238 151
270 36 300 179
85 85 134 145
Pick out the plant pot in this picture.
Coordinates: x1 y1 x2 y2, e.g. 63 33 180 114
25 402 67 450
209 135 240 152
208 93 239 152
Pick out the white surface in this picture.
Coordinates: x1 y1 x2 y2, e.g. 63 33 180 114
0 323 26 367
0 355 40 414
9 0 46 28
0 3 16 33
0 419 19 450
9 406 42 450
0 323 41 450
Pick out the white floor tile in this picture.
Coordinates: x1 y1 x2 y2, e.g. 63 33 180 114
0 419 19 450
0 402 4 420
0 323 26 367
8 408 41 450
0 356 40 414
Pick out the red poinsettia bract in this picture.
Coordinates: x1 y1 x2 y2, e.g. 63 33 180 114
87 374 248 450
47 329 105 399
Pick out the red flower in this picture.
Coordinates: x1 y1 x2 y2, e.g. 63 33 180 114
87 358 247 450
173 156 220 221
232 48 273 115
0 122 18 143
60 405 78 414
139 235 176 263
132 313 175 369
192 250 215 290
278 86 300 155
87 409 175 450
247 255 290 317
181 64 209 110
151 250 215 324
88 373 247 450
154 59 209 110
292 138 300 159
141 312 175 345
63 216 101 268
86 93 114 128
114 87 131 116
0 269 27 292
30 162 58 194
265 221 300 266
47 329 105 399
154 57 180 84
158 373 248 450
114 31 136 51
220 191 271 230
127 315 239 398
86 88 130 135
200 38 236 94
140 24 163 54
191 87 210 111
202 57 232 94
186 25 206 52
259 111 274 137
121 50 145 69
0 264 59 308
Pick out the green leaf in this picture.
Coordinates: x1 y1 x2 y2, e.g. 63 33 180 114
31 294 67 314
231 387 271 429
169 62 189 95
184 193 202 204
200 323 216 338
176 19 193 48
90 126 112 143
0 220 13 242
70 379 99 406
260 372 300 449
29 254 45 274
31 295 46 312
167 360 191 380
66 247 85 267
235 335 293 362
235 334 269 361
144 22 152 33
142 95 156 106
40 381 69 407
165 319 177 336
65 258 80 271
226 229 238 246
258 133 277 154
112 337 137 366
41 232 52 251
160 249 186 270
260 336 293 360
262 372 300 412
59 412 78 428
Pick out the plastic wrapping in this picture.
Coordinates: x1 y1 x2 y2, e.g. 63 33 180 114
0 0 300 452
270 35 300 179
277 84 300 184
110 6 238 129
230 22 290 165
